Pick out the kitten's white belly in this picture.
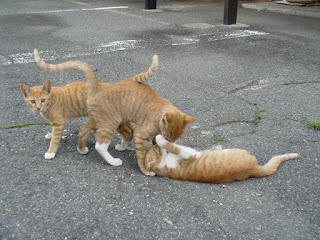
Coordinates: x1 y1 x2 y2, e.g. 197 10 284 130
164 153 180 169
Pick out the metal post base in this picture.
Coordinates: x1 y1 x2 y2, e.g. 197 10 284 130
223 0 238 25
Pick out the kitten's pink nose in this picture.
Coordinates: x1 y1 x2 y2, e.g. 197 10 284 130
37 107 41 111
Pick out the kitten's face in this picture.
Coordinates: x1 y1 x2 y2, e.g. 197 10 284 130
145 145 162 172
159 112 195 142
20 80 52 113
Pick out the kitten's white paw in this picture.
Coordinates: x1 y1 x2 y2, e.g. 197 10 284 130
146 171 156 176
115 142 135 151
45 152 56 159
126 146 135 151
115 144 127 152
77 146 89 155
107 158 123 166
156 135 167 147
45 133 52 139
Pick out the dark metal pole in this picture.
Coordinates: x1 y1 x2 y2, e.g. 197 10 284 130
145 0 157 9
223 0 238 25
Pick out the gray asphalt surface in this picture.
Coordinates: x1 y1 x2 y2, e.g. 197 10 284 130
0 0 319 239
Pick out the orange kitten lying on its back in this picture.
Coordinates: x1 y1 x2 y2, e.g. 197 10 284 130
145 135 299 183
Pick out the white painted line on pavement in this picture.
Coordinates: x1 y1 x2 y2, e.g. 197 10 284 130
109 9 171 26
172 30 268 46
1 30 269 66
26 6 128 14
1 40 141 66
71 1 92 7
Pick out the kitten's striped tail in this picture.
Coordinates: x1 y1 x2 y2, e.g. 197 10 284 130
253 153 299 177
34 49 98 95
132 55 158 83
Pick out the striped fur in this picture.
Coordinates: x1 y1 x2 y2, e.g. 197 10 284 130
78 55 195 174
20 50 135 159
145 135 299 183
132 55 158 83
34 49 98 96
34 49 157 93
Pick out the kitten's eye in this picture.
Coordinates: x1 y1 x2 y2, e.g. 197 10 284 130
30 100 35 104
41 99 46 103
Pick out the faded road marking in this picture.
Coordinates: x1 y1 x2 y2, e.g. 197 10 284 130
1 30 268 66
26 6 128 14
172 30 268 46
71 1 92 7
109 9 171 26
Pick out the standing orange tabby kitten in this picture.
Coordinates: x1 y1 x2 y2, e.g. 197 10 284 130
20 49 134 159
76 55 195 175
145 135 299 183
34 50 195 174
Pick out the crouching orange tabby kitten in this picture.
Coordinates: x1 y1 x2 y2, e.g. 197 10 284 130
145 135 299 183
20 49 134 159
76 55 195 175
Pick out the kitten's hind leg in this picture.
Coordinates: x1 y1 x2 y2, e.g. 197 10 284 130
115 122 135 151
115 138 129 152
95 123 122 166
78 117 96 155
95 142 122 166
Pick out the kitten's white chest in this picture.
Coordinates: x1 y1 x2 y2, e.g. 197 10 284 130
40 112 48 120
166 154 180 168
160 152 180 169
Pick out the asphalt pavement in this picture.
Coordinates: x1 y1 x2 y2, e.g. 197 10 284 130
0 0 319 239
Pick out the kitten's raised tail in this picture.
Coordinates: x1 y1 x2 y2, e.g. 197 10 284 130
34 48 98 95
253 153 299 177
132 55 158 84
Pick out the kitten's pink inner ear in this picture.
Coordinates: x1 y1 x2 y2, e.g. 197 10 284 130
43 80 51 93
184 115 195 124
165 112 173 123
20 84 30 97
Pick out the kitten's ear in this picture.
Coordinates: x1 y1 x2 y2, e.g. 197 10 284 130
184 114 195 124
20 84 31 97
43 80 51 94
162 112 173 127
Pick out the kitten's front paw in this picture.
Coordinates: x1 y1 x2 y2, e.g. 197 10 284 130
107 158 123 167
77 146 89 155
156 135 167 147
45 152 56 159
45 133 52 139
146 171 156 176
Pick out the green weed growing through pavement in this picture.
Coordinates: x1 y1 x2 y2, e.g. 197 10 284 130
213 133 228 142
1 122 50 129
302 117 320 130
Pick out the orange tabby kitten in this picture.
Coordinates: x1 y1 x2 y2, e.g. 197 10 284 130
76 55 195 175
20 49 134 159
33 50 195 174
145 135 299 183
